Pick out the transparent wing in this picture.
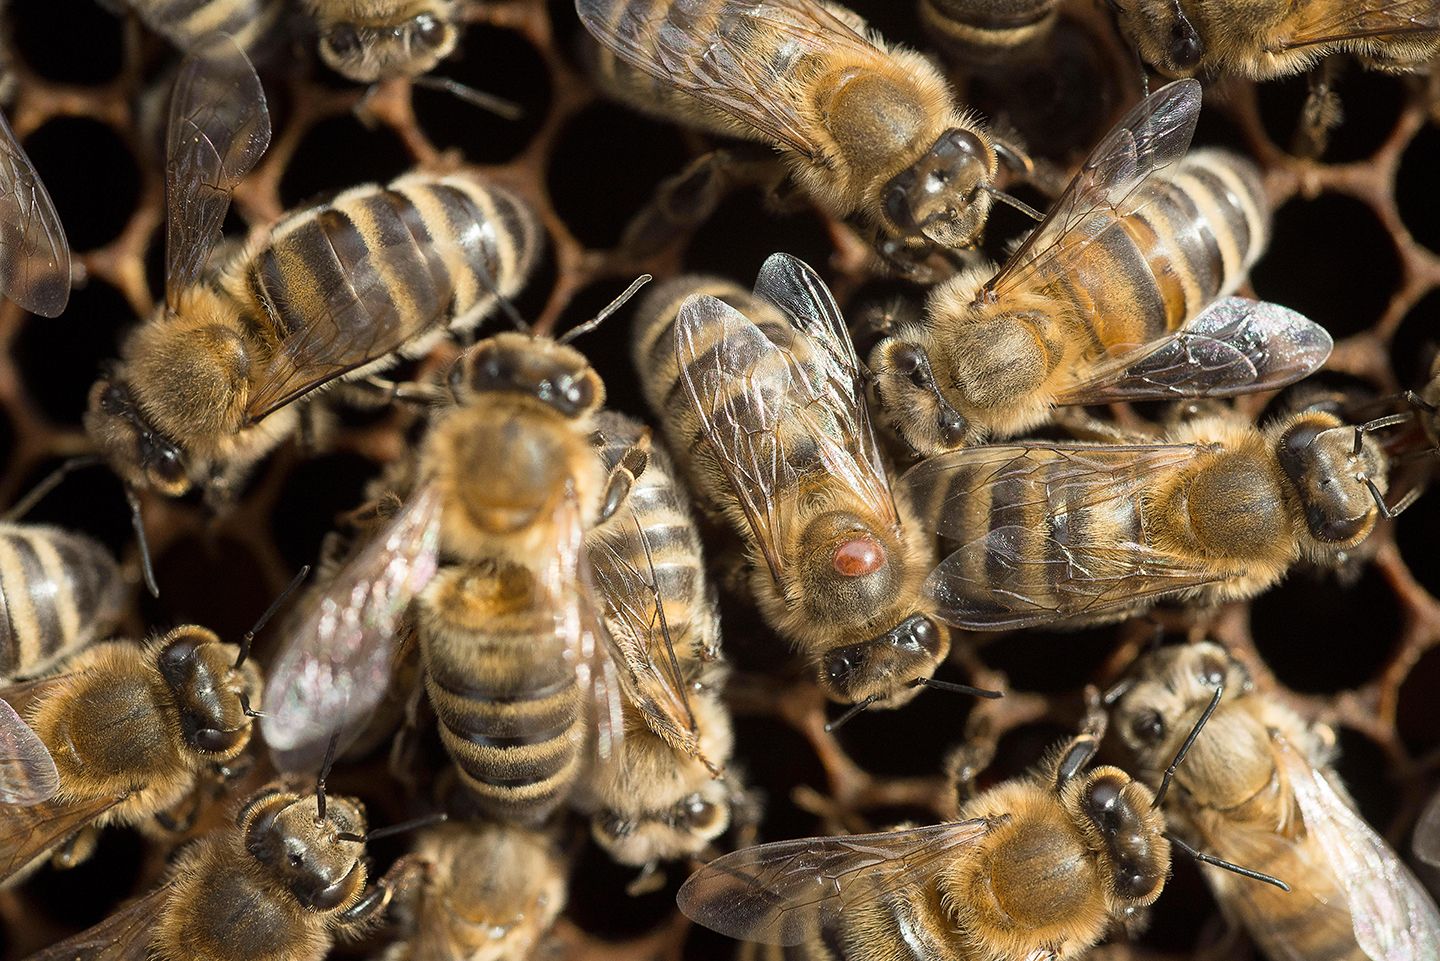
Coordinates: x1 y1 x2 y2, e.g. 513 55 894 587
164 33 271 310
0 110 69 317
575 0 888 158
262 485 441 772
0 697 57 805
1277 738 1440 961
751 253 898 528
904 443 1229 630
1055 298 1334 406
986 79 1201 301
676 819 993 945
25 884 172 961
1416 789 1440 867
1282 0 1439 49
588 517 707 769
0 790 126 884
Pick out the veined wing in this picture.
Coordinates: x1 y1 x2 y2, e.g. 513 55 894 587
25 883 173 961
1281 0 1439 49
677 819 993 945
0 789 126 884
0 109 69 317
1415 788 1440 867
0 697 57 805
1055 298 1333 406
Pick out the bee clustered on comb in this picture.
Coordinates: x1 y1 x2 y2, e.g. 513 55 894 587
0 0 1437 959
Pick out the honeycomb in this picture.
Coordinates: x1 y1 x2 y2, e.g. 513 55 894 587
0 0 1437 958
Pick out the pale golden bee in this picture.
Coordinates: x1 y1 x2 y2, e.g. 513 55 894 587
304 0 461 83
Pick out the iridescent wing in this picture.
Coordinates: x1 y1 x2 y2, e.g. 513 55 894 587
588 517 707 768
262 485 442 772
575 0 888 158
985 79 1201 302
1054 298 1334 406
1415 788 1440 867
0 110 69 317
675 258 897 582
0 697 58 805
904 443 1230 630
0 789 126 884
676 819 993 945
1281 0 1439 49
25 884 172 961
1277 737 1440 961
164 33 271 311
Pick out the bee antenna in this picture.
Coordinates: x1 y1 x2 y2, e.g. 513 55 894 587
824 693 879 733
316 733 341 821
468 256 530 335
236 565 310 668
1402 390 1438 416
125 487 160 598
1151 684 1222 809
1102 676 1136 707
410 75 522 120
1165 832 1290 891
341 811 448 846
1352 412 1412 456
2 455 102 521
238 690 265 719
977 183 1043 223
910 677 1003 699
557 274 653 346
1361 474 1420 520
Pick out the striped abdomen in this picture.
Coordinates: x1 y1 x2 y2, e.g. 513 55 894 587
0 524 124 680
919 0 1059 61
763 884 968 961
235 172 542 367
1039 149 1269 359
419 560 584 824
126 0 287 56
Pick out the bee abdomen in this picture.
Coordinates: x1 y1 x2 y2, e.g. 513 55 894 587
919 0 1060 62
126 0 287 56
0 525 124 680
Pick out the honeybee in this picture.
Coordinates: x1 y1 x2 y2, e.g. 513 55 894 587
577 411 735 869
24 765 432 961
1112 0 1439 81
84 36 543 501
869 80 1331 457
263 284 651 824
918 0 1059 63
576 0 1026 260
0 108 70 318
382 821 567 961
0 623 261 884
632 254 1002 714
678 696 1284 959
303 0 460 83
115 0 288 57
1111 641 1440 961
903 406 1398 631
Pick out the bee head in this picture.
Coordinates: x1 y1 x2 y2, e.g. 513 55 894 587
592 784 731 866
1064 766 1171 907
1114 0 1206 76
85 378 193 497
316 5 458 83
241 787 369 913
868 336 970 456
455 332 605 419
1275 411 1386 548
881 128 996 248
155 625 261 760
818 613 949 708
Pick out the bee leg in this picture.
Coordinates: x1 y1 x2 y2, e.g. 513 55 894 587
626 862 667 897
1051 407 1140 443
943 731 997 812
154 787 205 834
335 855 428 930
1294 58 1344 158
597 431 653 523
51 826 100 870
619 150 735 260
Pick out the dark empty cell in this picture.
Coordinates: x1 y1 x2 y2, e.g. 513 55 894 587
729 715 825 842
25 827 144 928
548 0 583 51
1332 727 1399 834
984 720 1072 786
0 409 13 473
23 118 139 252
278 114 413 209
1256 68 1405 163
1397 121 1440 254
564 838 686 939
144 208 251 302
269 452 382 572
546 104 690 250
830 661 987 778
10 0 124 85
1190 92 1251 154
554 278 650 421
684 923 748 961
685 187 835 279
1390 290 1440 395
1251 563 1401 693
1137 855 1217 952
1251 193 1399 339
11 458 134 557
1399 646 1440 756
414 26 550 165
848 0 923 39
13 279 129 427
979 624 1122 693
1395 487 1440 610
140 535 273 641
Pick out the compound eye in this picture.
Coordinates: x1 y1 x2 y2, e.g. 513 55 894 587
883 177 919 234
1196 654 1226 688
325 25 363 58
412 13 446 47
937 409 969 448
1130 709 1166 746
891 342 925 378
1169 18 1204 69
938 128 985 161
823 648 859 686
150 445 186 486
597 812 634 840
100 383 126 414
565 375 595 411
682 797 721 831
